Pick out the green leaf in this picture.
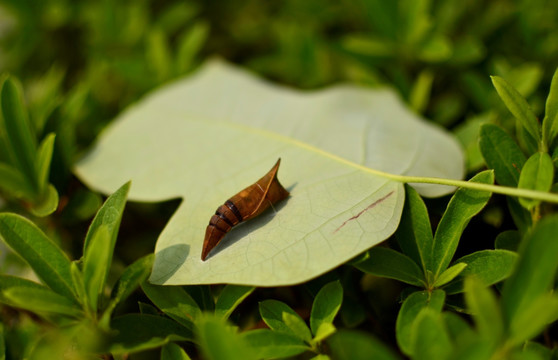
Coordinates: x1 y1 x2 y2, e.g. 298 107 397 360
161 343 192 360
433 262 467 287
75 59 464 286
35 133 55 193
410 70 433 113
176 21 209 74
0 275 52 307
196 314 257 360
495 230 521 251
242 329 309 359
327 330 401 360
83 225 111 311
442 312 476 344
141 282 201 329
0 213 76 302
82 181 129 296
313 322 337 343
517 152 554 209
0 322 4 360
83 181 129 252
310 280 343 336
444 250 517 294
431 170 494 277
29 184 59 217
259 300 304 338
491 75 540 142
507 293 558 346
70 262 87 309
464 277 504 347
110 314 193 355
146 28 172 82
283 312 312 343
0 77 38 191
4 286 82 318
102 254 154 323
418 35 452 63
395 185 433 272
310 355 331 360
0 163 33 200
542 67 558 147
507 197 532 233
479 124 526 187
396 290 445 356
502 216 558 329
214 285 255 320
410 308 452 360
355 247 425 287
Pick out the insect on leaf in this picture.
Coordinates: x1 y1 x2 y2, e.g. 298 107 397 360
202 159 289 260
74 59 464 286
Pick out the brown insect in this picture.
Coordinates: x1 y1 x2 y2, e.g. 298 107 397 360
201 159 289 261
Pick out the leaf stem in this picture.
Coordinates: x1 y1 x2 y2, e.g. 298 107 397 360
228 121 558 204
366 168 558 204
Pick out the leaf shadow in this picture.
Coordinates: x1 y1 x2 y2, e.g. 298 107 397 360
205 182 297 260
152 243 190 283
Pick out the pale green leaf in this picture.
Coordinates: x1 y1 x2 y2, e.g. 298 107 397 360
74 59 464 286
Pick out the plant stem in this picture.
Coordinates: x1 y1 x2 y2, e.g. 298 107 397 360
238 122 558 204
367 169 558 204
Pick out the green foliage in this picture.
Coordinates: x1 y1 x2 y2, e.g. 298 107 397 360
0 77 58 216
1 0 558 358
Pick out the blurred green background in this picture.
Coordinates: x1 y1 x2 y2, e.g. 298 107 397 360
1 0 557 274
0 1 557 357
2 0 558 181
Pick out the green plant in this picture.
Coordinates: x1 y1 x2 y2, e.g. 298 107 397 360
0 1 557 359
